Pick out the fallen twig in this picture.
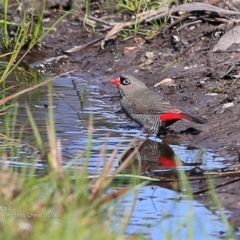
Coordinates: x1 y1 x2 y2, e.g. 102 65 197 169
162 13 191 33
193 177 240 195
64 35 104 54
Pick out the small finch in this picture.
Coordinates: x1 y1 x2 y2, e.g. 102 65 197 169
111 75 205 134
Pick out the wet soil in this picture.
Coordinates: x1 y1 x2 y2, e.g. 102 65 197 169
3 0 240 228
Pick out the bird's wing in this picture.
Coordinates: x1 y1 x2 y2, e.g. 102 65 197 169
129 91 180 114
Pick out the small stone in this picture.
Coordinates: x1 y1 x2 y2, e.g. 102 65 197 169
213 25 240 52
189 26 196 30
105 68 113 73
124 46 137 55
154 78 175 87
139 59 153 68
222 102 234 109
145 52 154 59
206 93 219 96
144 59 153 65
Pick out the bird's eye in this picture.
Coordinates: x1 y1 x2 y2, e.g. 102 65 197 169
122 79 130 85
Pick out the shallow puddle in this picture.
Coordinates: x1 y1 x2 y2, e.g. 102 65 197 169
0 74 234 239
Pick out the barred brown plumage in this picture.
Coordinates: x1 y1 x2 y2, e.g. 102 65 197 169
111 74 206 134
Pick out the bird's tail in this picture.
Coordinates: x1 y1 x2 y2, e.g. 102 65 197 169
181 112 206 124
160 112 206 124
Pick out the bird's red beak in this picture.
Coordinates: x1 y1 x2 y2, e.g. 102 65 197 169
111 77 121 86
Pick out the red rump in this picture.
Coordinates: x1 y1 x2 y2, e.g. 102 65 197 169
159 156 177 167
160 112 190 122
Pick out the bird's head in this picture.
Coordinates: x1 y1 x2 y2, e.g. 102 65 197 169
111 75 147 96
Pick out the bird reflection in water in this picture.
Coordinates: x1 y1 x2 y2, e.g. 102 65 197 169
120 139 203 179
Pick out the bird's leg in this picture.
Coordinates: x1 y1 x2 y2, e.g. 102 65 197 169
143 132 150 138
157 128 177 137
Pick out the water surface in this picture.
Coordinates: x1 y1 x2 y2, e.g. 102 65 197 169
0 74 233 239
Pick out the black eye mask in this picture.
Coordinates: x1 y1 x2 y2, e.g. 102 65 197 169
120 76 130 85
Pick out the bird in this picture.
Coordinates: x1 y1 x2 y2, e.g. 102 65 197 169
111 74 205 134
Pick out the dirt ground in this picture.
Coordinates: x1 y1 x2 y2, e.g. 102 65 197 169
3 0 240 227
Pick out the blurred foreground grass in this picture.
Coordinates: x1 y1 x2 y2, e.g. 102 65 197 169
0 81 145 239
0 165 143 240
